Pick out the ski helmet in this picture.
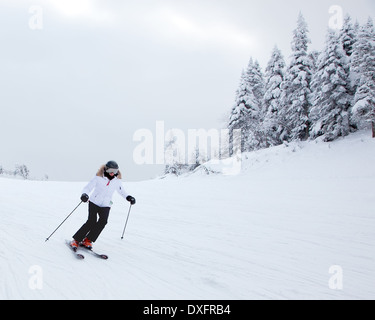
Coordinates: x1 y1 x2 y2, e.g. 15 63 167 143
105 161 119 170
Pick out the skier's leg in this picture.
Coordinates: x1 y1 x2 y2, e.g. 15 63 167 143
86 207 110 242
72 202 98 242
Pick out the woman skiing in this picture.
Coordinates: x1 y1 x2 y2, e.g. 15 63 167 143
70 161 136 250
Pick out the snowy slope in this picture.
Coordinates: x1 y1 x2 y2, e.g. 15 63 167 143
1 130 375 300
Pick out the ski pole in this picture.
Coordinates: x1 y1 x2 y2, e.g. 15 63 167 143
45 201 83 242
121 204 133 240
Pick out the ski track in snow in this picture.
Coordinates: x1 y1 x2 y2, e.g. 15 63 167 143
1 131 375 300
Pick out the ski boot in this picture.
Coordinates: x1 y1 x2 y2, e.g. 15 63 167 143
80 237 93 250
70 240 79 250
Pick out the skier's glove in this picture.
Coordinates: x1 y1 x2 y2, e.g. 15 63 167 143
126 195 136 205
81 193 89 203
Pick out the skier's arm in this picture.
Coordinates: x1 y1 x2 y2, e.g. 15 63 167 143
82 176 98 196
117 181 129 200
117 181 136 205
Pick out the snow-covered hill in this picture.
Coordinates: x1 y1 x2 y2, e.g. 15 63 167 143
1 130 375 300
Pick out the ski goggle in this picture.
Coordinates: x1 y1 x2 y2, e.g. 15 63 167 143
106 168 119 174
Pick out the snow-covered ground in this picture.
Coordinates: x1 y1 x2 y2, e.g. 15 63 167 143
1 130 375 300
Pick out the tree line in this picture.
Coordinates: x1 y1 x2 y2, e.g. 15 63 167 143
0 164 31 180
227 13 375 153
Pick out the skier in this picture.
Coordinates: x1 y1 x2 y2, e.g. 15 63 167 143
70 161 136 250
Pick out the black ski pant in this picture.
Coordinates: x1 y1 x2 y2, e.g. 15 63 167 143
73 201 110 242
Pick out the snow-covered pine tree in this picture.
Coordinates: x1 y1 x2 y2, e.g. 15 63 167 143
263 46 287 146
339 15 357 57
248 60 266 111
228 58 265 152
281 13 314 141
339 15 358 132
310 29 351 142
351 18 375 138
245 59 266 151
309 50 320 74
15 164 30 180
228 70 251 152
351 20 369 91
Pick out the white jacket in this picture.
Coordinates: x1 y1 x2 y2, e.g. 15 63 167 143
82 175 129 208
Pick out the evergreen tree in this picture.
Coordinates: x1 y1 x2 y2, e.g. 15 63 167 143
309 50 320 73
15 164 30 180
339 15 358 131
351 20 368 90
339 15 357 57
263 46 287 146
310 29 351 141
281 13 314 141
228 58 265 152
352 18 375 137
245 59 266 151
228 70 252 152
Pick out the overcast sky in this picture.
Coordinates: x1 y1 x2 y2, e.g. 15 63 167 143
0 0 374 182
